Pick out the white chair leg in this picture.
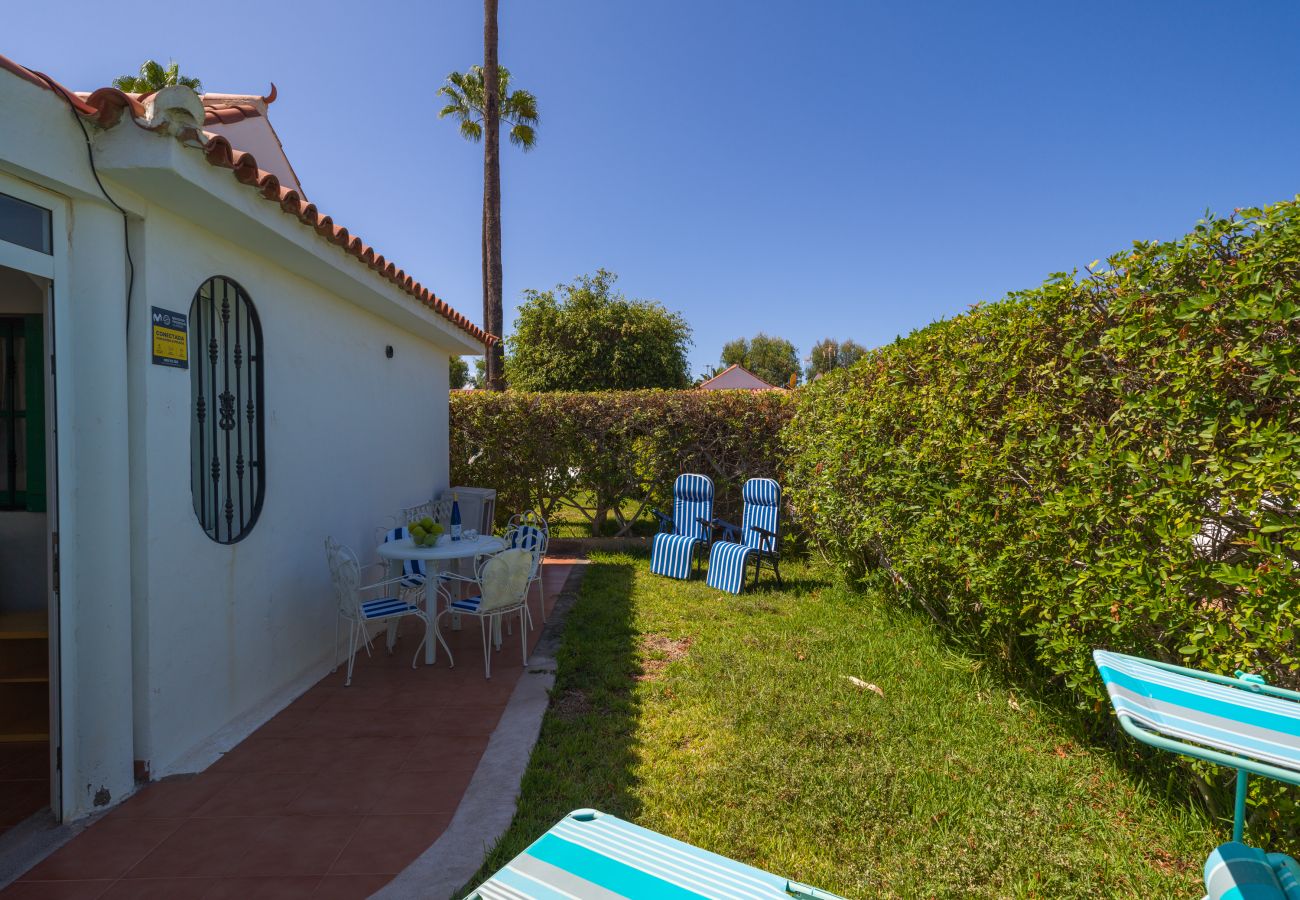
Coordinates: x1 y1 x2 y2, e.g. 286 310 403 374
538 575 547 623
333 613 341 672
520 608 527 665
480 616 492 679
410 616 427 670
345 619 360 687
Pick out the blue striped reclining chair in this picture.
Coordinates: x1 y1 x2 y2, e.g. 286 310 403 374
467 808 847 899
1094 650 1300 900
649 473 714 580
705 477 782 595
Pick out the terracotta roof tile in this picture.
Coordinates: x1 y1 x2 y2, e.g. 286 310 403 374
2 54 493 347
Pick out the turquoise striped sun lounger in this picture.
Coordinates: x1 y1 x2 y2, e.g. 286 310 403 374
468 809 847 899
1094 650 1300 900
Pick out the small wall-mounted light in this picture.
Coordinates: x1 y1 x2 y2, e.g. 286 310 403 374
385 345 394 359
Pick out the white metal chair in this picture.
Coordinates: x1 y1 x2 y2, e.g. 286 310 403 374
435 547 533 678
401 498 453 529
505 511 550 628
326 537 430 687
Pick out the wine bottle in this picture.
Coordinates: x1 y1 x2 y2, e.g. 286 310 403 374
450 492 462 541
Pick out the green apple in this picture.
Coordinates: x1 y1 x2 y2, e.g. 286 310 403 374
421 516 436 531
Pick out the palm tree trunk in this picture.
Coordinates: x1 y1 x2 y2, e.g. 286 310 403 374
482 0 506 390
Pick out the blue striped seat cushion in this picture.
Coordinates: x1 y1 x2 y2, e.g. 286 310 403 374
1204 842 1300 900
1094 651 1300 774
738 477 781 551
360 597 420 619
470 808 846 899
450 595 483 613
706 540 753 594
382 526 427 586
670 473 714 543
650 532 701 580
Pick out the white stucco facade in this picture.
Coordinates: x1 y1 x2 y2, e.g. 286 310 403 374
0 65 482 819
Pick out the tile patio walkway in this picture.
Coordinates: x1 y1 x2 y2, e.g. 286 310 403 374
0 558 582 900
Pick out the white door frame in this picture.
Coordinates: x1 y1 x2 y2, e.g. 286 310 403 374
0 172 69 822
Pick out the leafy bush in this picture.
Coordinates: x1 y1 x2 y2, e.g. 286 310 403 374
505 270 693 391
451 389 794 534
786 201 1300 828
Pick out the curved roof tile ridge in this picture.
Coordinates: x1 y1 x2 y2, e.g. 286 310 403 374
1 52 493 347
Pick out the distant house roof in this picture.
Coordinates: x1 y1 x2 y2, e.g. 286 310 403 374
1 53 493 347
698 364 780 391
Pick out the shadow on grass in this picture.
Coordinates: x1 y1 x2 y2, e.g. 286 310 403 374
455 559 642 894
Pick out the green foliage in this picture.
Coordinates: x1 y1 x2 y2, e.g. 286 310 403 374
450 389 793 534
437 65 539 150
112 59 202 93
807 337 867 379
449 356 470 390
786 199 1300 837
505 270 693 391
721 333 802 387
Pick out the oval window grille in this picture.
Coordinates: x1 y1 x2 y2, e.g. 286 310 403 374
189 276 265 543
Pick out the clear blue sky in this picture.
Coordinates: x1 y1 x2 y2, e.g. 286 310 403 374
8 2 1300 377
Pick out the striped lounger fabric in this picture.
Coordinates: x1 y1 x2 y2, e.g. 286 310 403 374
467 808 847 899
650 473 714 580
1204 843 1300 900
706 478 781 595
1094 650 1300 900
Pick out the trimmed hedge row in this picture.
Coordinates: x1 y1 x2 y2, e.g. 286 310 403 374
450 389 794 534
786 201 1300 824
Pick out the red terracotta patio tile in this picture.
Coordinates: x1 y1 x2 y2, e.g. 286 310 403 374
0 881 111 899
97 877 210 899
191 772 311 818
312 874 393 899
106 774 237 820
126 816 358 878
326 814 451 875
21 819 183 881
201 876 322 899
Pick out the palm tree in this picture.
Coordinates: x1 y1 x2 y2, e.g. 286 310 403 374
436 67 538 150
437 8 538 389
112 59 202 94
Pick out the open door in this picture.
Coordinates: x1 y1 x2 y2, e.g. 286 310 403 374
0 182 61 832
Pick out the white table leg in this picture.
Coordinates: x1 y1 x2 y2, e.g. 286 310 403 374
422 578 436 665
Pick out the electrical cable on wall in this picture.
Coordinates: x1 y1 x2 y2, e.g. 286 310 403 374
31 70 136 348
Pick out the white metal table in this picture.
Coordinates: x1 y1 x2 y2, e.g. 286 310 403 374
376 533 506 664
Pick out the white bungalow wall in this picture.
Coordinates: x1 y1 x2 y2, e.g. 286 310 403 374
129 204 451 778
1 68 463 817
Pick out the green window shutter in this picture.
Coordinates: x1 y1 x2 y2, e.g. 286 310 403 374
23 315 44 513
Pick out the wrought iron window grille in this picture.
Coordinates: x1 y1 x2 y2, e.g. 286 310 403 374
190 276 265 543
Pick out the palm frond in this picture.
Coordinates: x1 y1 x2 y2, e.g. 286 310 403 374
460 120 484 142
508 123 536 150
504 89 539 126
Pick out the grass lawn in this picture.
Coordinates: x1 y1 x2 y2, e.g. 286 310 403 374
462 552 1216 898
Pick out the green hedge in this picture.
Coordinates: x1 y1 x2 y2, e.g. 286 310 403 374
450 389 794 534
786 201 1300 826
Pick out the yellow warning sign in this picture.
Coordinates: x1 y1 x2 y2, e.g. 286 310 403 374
151 307 189 369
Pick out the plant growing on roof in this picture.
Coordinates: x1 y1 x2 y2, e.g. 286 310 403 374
437 44 540 392
112 59 202 94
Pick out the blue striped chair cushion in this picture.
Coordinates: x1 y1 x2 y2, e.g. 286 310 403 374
360 597 420 619
470 808 846 900
1094 651 1300 775
382 526 427 586
451 596 483 613
650 532 701 580
1204 842 1300 900
671 473 714 542
706 540 753 594
739 478 781 551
